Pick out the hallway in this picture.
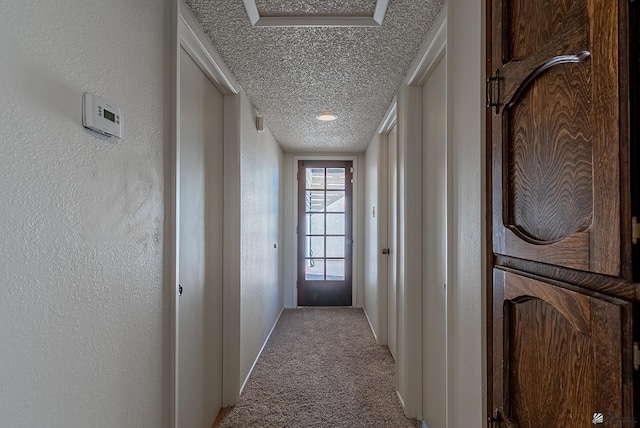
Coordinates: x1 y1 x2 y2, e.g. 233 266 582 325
217 308 418 428
0 0 485 427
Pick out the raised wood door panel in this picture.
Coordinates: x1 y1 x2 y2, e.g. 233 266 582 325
492 269 633 427
490 0 622 277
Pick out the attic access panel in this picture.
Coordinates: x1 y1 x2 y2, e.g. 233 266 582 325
243 0 389 27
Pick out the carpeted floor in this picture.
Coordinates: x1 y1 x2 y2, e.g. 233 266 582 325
219 307 421 428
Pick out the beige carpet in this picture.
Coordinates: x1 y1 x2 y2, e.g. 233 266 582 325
219 307 421 428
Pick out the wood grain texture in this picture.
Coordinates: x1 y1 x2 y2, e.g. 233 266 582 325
486 1 495 419
488 0 634 424
509 298 593 427
504 271 590 334
507 63 592 245
588 0 621 277
492 0 622 276
495 256 638 301
507 0 574 61
630 0 640 282
492 270 507 417
503 230 589 271
495 270 631 427
504 0 588 106
592 298 624 426
619 0 634 283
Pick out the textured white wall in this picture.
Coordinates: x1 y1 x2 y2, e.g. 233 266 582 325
239 94 284 387
0 1 167 427
364 134 382 341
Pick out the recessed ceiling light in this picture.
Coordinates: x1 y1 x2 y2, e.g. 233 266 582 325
316 113 337 122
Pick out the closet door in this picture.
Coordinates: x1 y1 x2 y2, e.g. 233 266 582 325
489 0 623 276
491 270 633 427
488 0 635 425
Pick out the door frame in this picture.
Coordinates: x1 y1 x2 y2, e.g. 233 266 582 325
291 155 360 308
170 2 242 426
396 6 449 420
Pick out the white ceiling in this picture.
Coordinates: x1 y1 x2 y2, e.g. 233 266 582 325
185 0 445 153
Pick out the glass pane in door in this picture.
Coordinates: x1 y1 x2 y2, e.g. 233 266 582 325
326 259 345 280
306 259 324 281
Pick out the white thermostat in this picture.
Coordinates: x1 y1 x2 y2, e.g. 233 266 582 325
83 93 123 138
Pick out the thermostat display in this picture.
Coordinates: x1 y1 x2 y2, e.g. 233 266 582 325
83 93 122 138
103 109 116 122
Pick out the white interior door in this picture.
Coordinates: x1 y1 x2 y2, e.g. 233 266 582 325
421 52 447 427
387 125 398 360
178 47 224 428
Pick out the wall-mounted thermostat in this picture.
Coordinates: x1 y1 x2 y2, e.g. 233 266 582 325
83 93 123 138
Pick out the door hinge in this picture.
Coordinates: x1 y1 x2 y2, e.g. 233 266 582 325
633 217 640 245
350 166 354 174
486 69 501 114
488 409 500 428
488 409 518 428
634 342 640 371
488 414 500 428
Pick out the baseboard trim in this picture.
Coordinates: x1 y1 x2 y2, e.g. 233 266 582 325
238 306 285 395
396 390 406 410
211 406 232 428
362 307 379 343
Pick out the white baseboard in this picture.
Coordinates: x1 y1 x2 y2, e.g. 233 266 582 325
362 307 378 343
396 390 406 410
238 306 285 395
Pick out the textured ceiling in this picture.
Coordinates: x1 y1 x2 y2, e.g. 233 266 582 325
185 0 445 153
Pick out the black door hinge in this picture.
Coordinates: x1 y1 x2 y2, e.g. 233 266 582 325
486 69 501 114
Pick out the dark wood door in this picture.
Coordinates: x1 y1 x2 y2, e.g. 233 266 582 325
492 269 633 427
490 0 626 277
487 0 636 425
297 160 353 306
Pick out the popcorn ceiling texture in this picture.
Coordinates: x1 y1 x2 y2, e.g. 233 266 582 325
185 0 445 152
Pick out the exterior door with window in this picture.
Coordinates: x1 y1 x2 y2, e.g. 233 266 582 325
297 160 353 306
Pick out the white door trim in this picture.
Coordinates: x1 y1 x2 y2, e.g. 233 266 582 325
378 96 398 135
178 2 240 95
395 6 448 421
171 3 242 426
373 98 397 348
291 155 360 308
